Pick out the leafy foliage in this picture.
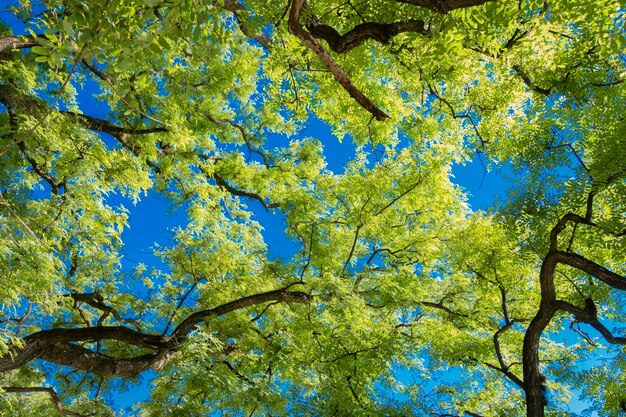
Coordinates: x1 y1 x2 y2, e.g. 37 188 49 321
0 0 625 416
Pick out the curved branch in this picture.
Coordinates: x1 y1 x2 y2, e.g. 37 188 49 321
512 65 551 96
212 172 279 211
555 299 626 345
171 287 310 340
523 244 626 415
2 386 89 416
68 292 143 331
307 20 429 54
38 343 174 378
395 0 496 13
492 321 525 389
288 0 389 121
553 251 626 290
549 212 593 250
0 287 310 377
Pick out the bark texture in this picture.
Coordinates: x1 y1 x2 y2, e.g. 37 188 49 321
307 20 429 53
395 0 497 13
288 0 390 121
0 288 310 377
522 213 626 417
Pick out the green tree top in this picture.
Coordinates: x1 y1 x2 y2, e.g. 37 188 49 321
0 0 625 416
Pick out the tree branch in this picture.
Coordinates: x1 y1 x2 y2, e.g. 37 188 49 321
492 320 525 389
288 0 389 121
512 65 551 96
523 211 626 416
2 386 89 416
68 292 143 331
61 111 168 148
419 300 468 318
0 287 310 377
553 251 626 290
212 172 279 211
0 35 41 54
394 0 496 13
307 20 429 54
555 299 626 345
220 0 271 49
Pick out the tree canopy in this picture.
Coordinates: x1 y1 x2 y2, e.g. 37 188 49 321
0 0 625 415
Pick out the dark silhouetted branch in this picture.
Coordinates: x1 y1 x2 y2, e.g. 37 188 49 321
307 20 429 54
288 0 389 121
2 386 89 416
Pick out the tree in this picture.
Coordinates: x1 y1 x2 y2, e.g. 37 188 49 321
0 0 624 415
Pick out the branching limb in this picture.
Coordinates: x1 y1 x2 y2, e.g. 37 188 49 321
204 111 274 167
68 292 143 331
555 299 626 345
288 0 389 121
511 65 551 96
0 287 310 377
549 213 593 251
492 321 525 389
523 205 626 416
395 0 496 13
220 0 271 49
307 20 429 54
427 84 486 146
1 386 90 416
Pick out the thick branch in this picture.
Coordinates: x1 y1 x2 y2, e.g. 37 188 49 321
549 212 592 250
61 111 168 150
523 244 626 415
2 386 88 416
38 343 174 378
307 20 428 54
555 299 626 345
288 0 389 121
553 251 626 290
171 287 310 341
522 251 558 417
0 35 40 54
0 287 310 377
395 0 496 13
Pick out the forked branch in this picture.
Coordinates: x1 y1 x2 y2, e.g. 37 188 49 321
2 386 89 416
0 287 310 378
288 0 389 121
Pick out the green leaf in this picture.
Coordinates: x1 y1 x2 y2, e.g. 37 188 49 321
31 46 50 55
